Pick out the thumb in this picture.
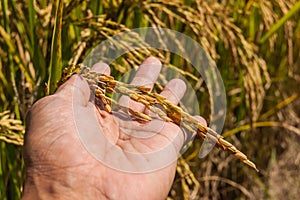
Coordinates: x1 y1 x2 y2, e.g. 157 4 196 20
55 75 91 106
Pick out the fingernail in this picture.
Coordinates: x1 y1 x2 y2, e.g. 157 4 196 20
142 56 161 66
91 62 110 75
166 79 186 92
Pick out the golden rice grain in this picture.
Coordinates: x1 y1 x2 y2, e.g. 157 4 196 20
59 65 259 172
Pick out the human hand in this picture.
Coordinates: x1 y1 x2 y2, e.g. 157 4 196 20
22 57 206 200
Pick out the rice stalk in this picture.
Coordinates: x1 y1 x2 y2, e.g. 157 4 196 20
141 0 271 122
48 0 64 94
58 64 259 172
176 157 200 199
259 93 298 120
0 111 24 146
223 121 300 138
198 176 253 199
260 1 300 44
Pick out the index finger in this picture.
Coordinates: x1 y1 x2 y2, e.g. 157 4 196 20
118 56 162 112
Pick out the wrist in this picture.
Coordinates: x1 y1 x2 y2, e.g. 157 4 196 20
22 170 108 200
22 175 69 200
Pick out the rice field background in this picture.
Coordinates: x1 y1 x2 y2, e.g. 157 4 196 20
0 0 300 199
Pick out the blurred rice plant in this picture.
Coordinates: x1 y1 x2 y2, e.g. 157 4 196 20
0 0 299 199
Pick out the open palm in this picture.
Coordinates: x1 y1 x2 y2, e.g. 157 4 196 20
22 57 205 200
